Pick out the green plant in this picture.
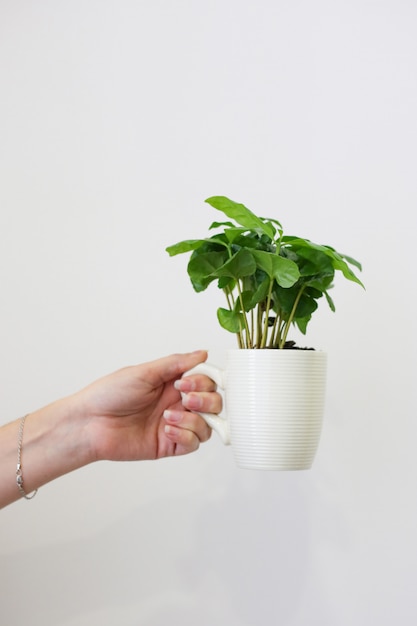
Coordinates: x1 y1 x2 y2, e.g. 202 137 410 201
166 196 364 349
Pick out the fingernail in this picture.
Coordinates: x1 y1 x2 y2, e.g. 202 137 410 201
182 393 203 411
174 379 195 392
163 409 182 423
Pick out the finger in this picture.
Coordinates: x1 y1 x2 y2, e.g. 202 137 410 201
174 374 217 393
163 409 212 443
181 391 223 415
146 350 208 386
164 425 201 456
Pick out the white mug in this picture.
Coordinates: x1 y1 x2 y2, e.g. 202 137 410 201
186 349 327 471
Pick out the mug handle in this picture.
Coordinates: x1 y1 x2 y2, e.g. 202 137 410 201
182 363 231 445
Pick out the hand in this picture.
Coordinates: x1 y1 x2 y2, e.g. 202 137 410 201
76 350 220 461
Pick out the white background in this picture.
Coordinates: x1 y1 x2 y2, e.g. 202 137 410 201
1 1 416 624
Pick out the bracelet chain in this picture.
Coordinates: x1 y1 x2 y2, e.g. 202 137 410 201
16 414 38 500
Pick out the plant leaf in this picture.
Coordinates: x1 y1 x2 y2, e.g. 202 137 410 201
293 246 334 277
283 237 364 288
205 196 276 240
235 290 255 313
209 220 235 230
224 228 249 244
324 290 336 312
218 276 235 290
213 249 257 280
166 239 207 256
339 253 362 271
217 307 242 333
250 276 270 306
296 316 310 335
330 252 365 288
251 250 300 287
187 251 228 292
232 233 269 250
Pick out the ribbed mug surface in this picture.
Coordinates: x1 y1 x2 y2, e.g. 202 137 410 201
225 349 327 470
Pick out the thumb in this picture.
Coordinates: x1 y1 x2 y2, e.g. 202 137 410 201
146 350 208 386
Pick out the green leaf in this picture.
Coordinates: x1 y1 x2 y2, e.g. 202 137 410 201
187 251 228 292
330 253 365 288
166 234 230 257
218 276 235 290
224 228 249 244
304 273 334 292
166 239 207 257
217 307 242 333
324 290 336 312
283 237 364 288
232 233 269 250
263 217 283 235
293 247 334 277
250 276 270 306
209 220 235 230
251 250 300 287
293 293 318 319
205 196 276 240
273 284 302 315
296 317 310 335
236 290 256 313
213 249 257 280
340 253 362 271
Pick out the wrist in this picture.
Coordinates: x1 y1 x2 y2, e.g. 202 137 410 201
0 392 97 508
22 395 95 491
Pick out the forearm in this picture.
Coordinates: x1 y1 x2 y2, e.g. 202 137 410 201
0 351 218 509
0 396 94 509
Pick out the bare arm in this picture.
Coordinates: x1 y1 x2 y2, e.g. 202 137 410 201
0 350 219 509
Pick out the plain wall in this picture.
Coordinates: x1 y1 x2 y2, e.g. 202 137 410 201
1 1 416 625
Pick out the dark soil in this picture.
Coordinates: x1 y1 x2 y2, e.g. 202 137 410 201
282 341 315 350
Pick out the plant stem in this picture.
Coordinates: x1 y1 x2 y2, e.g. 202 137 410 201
269 313 280 348
255 304 262 348
279 285 306 348
250 308 254 349
224 287 244 348
236 280 251 348
260 280 274 348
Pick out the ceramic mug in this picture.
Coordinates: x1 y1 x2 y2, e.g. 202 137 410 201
185 349 327 470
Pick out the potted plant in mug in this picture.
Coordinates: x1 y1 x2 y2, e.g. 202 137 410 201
166 196 364 470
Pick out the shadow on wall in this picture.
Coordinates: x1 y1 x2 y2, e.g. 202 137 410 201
1 474 316 626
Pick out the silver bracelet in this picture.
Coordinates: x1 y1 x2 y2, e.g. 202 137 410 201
16 414 38 500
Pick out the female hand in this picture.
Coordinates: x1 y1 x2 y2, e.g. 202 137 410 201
0 350 220 508
76 350 220 461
